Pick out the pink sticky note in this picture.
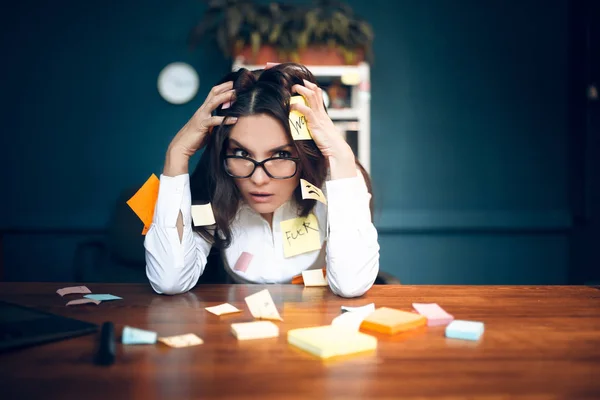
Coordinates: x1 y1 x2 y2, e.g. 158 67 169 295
66 298 101 306
234 252 253 273
57 286 92 297
412 303 454 326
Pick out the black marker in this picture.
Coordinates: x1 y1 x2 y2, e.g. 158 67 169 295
95 321 116 366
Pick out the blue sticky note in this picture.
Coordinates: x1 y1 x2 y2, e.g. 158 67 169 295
84 294 122 301
122 326 157 345
445 320 484 341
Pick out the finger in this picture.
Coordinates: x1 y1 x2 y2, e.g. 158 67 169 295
204 89 236 112
292 84 320 111
290 103 318 130
302 79 319 90
200 115 236 131
209 81 234 97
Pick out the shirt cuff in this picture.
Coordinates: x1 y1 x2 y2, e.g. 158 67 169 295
326 174 372 230
153 174 191 227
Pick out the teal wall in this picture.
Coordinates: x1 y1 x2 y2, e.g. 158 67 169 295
0 0 587 284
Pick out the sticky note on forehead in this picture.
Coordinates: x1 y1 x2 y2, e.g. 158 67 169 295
300 179 327 204
126 174 160 230
289 96 312 140
280 213 321 258
191 203 216 226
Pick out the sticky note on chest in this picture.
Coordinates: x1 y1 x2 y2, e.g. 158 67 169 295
289 96 312 140
280 213 321 258
126 174 160 229
245 289 283 321
300 179 327 204
360 307 427 335
412 303 454 326
445 320 484 341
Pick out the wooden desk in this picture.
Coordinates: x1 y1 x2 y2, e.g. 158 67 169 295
0 284 599 399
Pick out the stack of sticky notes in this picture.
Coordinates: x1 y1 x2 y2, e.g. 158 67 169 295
445 320 485 341
288 325 377 359
231 321 279 341
360 307 426 334
412 303 454 326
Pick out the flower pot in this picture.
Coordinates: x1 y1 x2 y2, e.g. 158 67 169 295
297 46 365 65
235 45 280 65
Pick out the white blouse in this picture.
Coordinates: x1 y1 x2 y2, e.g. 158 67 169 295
144 171 380 298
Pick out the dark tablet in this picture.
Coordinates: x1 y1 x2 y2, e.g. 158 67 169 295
0 300 98 352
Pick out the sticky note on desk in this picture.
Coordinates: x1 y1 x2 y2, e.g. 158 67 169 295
191 203 216 226
360 307 426 335
412 303 454 326
302 269 328 287
245 289 283 321
57 286 92 297
280 213 321 258
122 326 157 345
158 333 204 348
445 320 484 341
289 96 312 140
205 303 241 316
288 325 377 359
231 321 279 340
84 294 122 301
66 298 100 306
300 179 327 204
126 174 159 232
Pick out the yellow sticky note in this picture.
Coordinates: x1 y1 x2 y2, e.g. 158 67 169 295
158 333 203 348
302 269 328 287
205 303 241 316
231 321 279 341
287 325 377 359
244 289 283 321
191 203 216 226
280 213 321 258
300 179 327 204
126 174 160 228
289 96 312 140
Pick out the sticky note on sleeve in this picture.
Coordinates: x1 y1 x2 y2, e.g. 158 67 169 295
244 289 283 321
289 96 312 140
191 204 216 226
126 174 160 234
300 179 327 204
280 214 321 258
445 320 484 341
412 303 454 326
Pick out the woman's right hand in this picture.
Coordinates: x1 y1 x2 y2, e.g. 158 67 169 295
168 81 237 159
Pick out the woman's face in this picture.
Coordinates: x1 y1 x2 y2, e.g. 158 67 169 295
226 114 300 220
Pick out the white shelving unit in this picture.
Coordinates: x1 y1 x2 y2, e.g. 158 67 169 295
232 58 372 173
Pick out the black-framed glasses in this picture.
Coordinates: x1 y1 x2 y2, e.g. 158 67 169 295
224 155 300 179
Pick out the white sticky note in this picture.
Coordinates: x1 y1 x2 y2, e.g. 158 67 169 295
300 179 327 204
122 326 157 345
191 204 216 226
231 321 279 340
205 303 241 316
332 303 376 331
302 269 328 287
158 333 204 348
244 289 283 321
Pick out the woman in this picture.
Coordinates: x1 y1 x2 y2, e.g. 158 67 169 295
145 63 379 298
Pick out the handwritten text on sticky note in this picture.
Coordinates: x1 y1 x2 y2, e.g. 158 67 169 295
300 179 327 204
289 96 312 140
280 213 321 258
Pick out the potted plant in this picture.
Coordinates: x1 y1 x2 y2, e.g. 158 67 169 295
189 0 374 65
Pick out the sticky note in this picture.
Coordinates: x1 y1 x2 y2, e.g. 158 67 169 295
360 307 427 335
231 321 279 340
234 252 253 273
302 269 328 287
191 203 216 226
445 320 484 341
57 286 92 297
122 326 157 345
332 303 375 330
300 179 327 204
205 303 241 316
412 303 454 326
141 225 150 235
84 294 122 301
126 174 160 229
158 333 204 348
66 298 100 306
280 213 321 258
244 289 283 321
288 325 377 359
289 96 312 140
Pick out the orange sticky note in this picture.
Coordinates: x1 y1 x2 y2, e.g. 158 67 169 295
360 307 427 335
126 174 160 229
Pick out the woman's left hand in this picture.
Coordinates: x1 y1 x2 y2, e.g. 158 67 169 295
291 80 355 162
